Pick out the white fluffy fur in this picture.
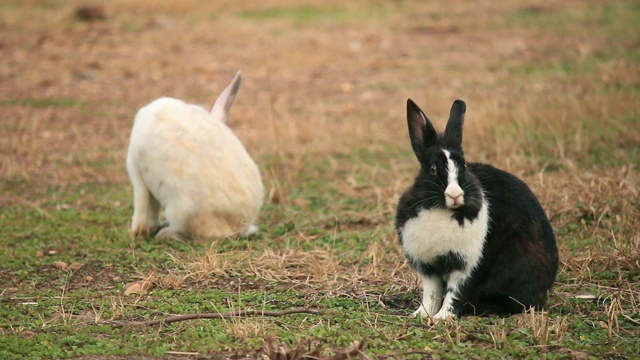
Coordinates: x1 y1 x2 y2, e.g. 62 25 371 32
443 150 464 208
126 72 264 239
401 178 489 319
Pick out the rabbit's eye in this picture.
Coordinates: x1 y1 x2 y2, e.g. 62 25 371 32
429 163 437 175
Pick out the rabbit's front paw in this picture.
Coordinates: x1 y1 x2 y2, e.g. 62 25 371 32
131 222 148 238
433 307 455 321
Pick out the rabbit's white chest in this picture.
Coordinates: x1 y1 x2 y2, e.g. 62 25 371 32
401 203 489 267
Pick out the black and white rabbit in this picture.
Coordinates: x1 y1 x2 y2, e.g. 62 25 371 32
396 99 558 319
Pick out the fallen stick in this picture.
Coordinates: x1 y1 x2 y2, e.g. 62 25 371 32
110 308 324 328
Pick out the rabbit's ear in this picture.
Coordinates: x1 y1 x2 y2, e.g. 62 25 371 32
211 71 242 122
407 99 438 164
443 99 466 150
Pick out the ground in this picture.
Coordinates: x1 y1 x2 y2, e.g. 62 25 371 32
1 0 639 359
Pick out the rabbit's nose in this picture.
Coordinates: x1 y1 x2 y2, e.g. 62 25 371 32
445 184 464 199
445 184 465 206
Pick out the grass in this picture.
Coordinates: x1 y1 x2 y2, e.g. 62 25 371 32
237 4 389 25
0 98 86 108
1 0 639 358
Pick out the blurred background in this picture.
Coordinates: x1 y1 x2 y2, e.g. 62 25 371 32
2 0 637 188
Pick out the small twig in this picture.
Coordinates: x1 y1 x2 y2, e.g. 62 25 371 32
620 312 640 326
110 308 324 328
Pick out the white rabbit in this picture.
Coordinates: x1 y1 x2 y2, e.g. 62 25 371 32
126 71 264 240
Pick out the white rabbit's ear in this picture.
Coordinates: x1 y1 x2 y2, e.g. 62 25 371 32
211 71 242 122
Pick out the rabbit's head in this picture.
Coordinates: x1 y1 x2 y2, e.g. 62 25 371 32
405 99 483 218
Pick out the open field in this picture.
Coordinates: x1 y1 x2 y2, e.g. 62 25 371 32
1 0 639 358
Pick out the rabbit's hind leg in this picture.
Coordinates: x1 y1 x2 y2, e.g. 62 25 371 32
155 226 185 240
156 203 190 240
240 224 259 238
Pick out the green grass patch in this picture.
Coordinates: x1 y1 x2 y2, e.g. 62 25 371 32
506 0 640 34
1 98 86 108
237 5 389 25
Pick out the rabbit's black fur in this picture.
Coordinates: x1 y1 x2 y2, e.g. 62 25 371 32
396 99 558 318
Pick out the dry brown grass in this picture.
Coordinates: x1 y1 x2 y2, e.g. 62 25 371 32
2 0 633 182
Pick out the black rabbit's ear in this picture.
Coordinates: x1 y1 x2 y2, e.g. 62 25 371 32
407 99 438 163
443 99 466 150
